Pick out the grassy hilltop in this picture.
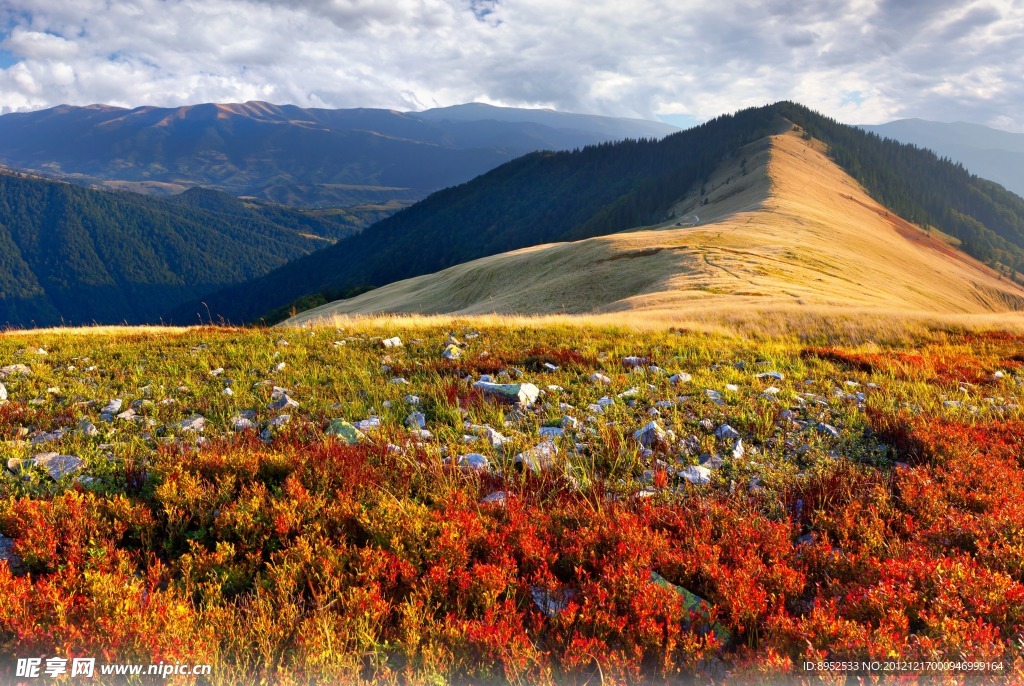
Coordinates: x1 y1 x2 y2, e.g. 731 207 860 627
0 318 1022 683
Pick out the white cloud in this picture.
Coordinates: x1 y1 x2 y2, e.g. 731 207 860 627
0 0 1020 130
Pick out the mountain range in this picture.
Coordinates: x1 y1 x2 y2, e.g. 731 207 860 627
1 100 1023 330
0 101 679 209
861 119 1024 198
170 102 1024 325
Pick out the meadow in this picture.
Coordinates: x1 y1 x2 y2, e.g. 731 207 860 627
0 318 1022 684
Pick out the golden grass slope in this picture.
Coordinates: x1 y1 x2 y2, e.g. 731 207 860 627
288 129 1024 328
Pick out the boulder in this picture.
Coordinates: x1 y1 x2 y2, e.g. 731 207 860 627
178 415 206 433
458 453 490 471
327 420 365 445
0 364 30 378
31 452 84 480
513 442 558 473
634 421 667 448
381 337 403 348
680 465 712 485
405 412 426 430
472 381 541 407
268 393 299 412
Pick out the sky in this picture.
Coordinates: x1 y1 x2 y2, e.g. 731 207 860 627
0 0 1022 131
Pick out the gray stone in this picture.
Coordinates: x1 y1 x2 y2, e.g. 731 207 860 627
0 534 27 576
623 356 651 368
268 393 299 412
634 421 667 448
539 426 565 440
79 419 98 437
354 417 382 432
101 399 123 415
480 491 506 505
31 453 84 480
715 424 741 440
0 364 30 378
381 336 403 348
816 423 840 438
513 442 558 473
178 415 206 433
590 373 612 384
757 371 785 381
669 373 692 385
442 344 462 360
405 412 426 430
680 465 712 485
0 382 6 402
472 381 541 407
458 453 490 471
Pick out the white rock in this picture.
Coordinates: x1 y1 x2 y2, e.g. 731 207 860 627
680 465 712 485
513 442 558 473
406 412 427 430
758 371 785 381
381 337 403 348
178 415 206 433
0 382 6 402
669 373 692 385
590 373 612 384
458 453 490 471
354 417 382 432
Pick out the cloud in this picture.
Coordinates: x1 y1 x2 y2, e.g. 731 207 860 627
0 0 1020 131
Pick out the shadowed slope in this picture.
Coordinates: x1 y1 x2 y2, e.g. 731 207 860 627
289 130 1024 325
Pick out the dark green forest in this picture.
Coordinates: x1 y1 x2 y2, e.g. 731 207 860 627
178 102 1024 324
0 173 357 327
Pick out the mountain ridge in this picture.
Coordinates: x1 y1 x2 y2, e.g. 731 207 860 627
172 102 1024 325
288 129 1024 323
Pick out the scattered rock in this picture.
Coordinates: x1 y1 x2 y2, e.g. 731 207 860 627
268 393 299 412
715 424 740 440
30 453 84 481
531 586 576 617
0 364 31 378
513 442 558 473
472 381 541 407
381 337 403 348
634 421 667 448
680 465 711 485
623 356 651 368
327 420 364 445
757 371 785 381
354 417 382 432
816 423 840 438
178 415 206 433
0 534 27 576
590 373 612 384
405 412 426 430
442 344 462 360
669 373 692 385
480 491 506 506
458 453 490 471
79 419 98 437
0 383 6 402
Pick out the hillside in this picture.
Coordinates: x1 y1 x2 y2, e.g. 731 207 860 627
0 101 679 208
291 129 1024 324
0 171 358 327
180 102 1024 326
861 119 1024 198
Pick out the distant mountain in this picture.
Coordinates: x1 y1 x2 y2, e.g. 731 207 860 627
171 102 1024 325
0 171 357 327
0 101 679 208
861 119 1024 198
